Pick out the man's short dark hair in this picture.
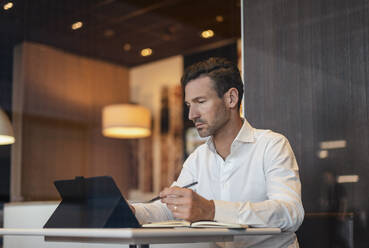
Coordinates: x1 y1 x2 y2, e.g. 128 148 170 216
181 57 244 109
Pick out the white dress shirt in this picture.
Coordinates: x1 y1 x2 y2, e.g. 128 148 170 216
134 119 304 248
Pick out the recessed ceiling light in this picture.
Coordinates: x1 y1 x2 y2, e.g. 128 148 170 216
216 16 224 22
140 48 152 57
123 43 131 51
104 29 115 37
71 21 83 30
161 34 171 41
201 29 214 39
3 2 13 10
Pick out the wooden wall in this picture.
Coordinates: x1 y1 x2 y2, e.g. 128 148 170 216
243 0 368 246
130 56 183 194
12 42 132 201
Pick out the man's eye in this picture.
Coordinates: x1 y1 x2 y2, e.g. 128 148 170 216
198 100 205 104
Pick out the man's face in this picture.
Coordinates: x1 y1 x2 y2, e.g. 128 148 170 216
184 76 230 137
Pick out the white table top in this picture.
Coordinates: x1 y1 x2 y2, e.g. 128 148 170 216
0 227 281 245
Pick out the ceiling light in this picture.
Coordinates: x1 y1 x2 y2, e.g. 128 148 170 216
0 108 15 145
104 29 115 37
71 21 83 30
140 48 153 57
319 140 347 150
3 2 13 10
102 104 151 139
201 29 214 39
123 43 132 51
161 34 171 41
216 16 224 22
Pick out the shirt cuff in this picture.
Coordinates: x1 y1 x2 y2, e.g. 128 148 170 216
132 203 148 225
213 200 240 224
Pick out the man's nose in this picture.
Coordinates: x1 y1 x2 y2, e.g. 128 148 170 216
188 106 200 121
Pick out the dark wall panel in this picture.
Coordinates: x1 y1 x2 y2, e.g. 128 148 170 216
243 0 368 246
0 50 13 202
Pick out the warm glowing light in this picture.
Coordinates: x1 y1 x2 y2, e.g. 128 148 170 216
0 135 15 145
3 2 13 10
317 150 328 159
201 29 214 39
319 140 347 150
140 48 153 57
102 104 151 139
0 108 15 145
104 29 115 37
216 15 224 22
103 127 150 139
337 175 359 184
71 21 83 30
123 43 132 51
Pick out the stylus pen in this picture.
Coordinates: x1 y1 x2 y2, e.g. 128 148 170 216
147 181 198 203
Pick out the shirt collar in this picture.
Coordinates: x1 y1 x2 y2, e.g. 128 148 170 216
235 118 255 143
206 118 255 152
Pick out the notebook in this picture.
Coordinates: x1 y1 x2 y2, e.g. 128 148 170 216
43 176 140 228
142 220 248 229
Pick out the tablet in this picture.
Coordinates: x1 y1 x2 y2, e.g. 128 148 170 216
43 176 140 228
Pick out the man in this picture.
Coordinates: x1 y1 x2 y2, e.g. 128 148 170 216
132 57 304 247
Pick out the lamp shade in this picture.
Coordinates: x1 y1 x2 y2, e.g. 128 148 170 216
0 108 15 145
102 104 151 139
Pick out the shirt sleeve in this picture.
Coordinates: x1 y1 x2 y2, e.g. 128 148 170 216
133 200 173 225
213 135 304 232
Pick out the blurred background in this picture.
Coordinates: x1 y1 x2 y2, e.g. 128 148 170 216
0 0 368 247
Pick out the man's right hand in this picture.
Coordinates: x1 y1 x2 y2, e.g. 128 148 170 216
160 186 215 222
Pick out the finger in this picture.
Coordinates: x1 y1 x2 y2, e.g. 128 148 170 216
160 186 183 197
171 208 189 220
167 204 187 218
167 204 180 212
166 203 174 212
159 187 172 195
160 193 179 204
161 196 190 205
167 202 183 209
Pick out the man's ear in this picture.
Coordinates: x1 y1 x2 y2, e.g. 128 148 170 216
224 88 239 109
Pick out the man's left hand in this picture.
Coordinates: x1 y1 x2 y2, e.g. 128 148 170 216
160 186 215 222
